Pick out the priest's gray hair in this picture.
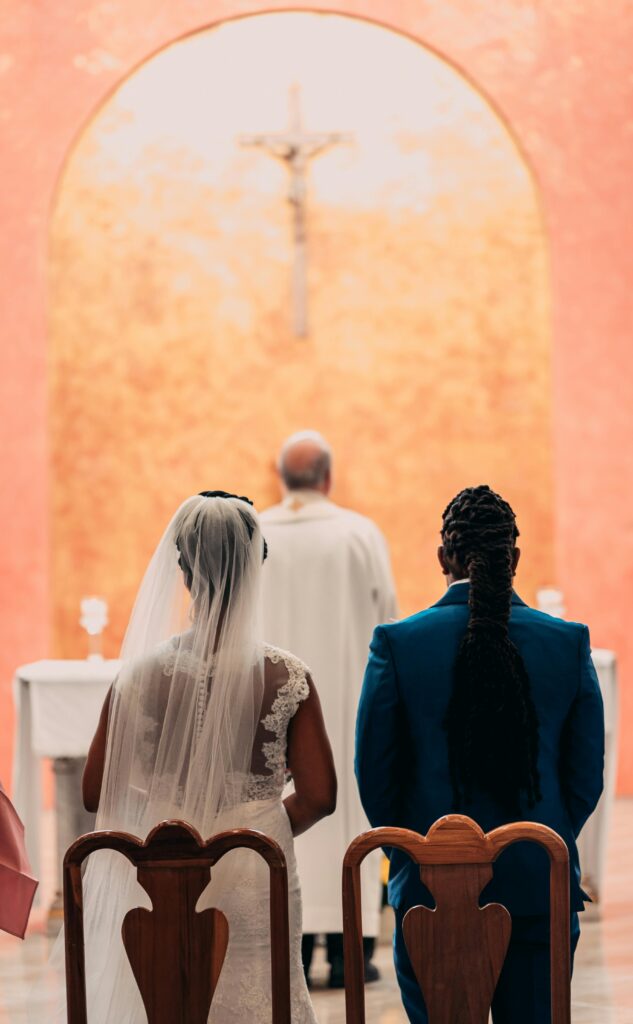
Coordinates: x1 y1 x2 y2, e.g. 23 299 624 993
277 430 332 491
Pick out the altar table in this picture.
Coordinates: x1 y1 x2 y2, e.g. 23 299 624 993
12 659 120 897
577 648 618 905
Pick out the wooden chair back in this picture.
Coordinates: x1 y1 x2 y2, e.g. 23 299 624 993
343 814 570 1024
63 820 291 1024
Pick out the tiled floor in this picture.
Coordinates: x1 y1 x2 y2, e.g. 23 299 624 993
1 801 632 1022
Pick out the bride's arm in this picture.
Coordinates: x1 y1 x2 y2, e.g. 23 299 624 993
284 676 337 837
82 688 113 813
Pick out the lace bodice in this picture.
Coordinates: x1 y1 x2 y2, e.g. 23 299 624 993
156 640 310 803
245 644 311 800
84 639 316 1024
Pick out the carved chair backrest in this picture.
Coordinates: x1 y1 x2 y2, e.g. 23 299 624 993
343 815 570 1024
63 821 291 1024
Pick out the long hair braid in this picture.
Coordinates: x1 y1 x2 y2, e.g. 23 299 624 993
442 485 542 814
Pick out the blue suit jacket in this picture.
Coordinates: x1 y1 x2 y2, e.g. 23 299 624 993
355 583 605 917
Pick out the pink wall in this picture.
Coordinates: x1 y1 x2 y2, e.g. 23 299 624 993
1 1 632 787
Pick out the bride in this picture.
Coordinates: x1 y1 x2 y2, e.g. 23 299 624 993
73 492 337 1022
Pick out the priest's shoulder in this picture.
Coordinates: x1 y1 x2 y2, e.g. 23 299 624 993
335 505 388 540
259 502 285 521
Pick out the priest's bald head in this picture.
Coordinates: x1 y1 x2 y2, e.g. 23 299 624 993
277 430 332 495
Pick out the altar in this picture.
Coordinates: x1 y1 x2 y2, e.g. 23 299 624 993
12 648 618 924
12 659 120 916
577 648 618 905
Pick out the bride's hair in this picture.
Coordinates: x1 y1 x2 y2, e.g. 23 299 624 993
175 491 266 598
441 485 541 813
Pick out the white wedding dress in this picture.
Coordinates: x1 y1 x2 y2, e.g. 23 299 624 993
51 495 320 1024
56 639 318 1024
190 641 317 1023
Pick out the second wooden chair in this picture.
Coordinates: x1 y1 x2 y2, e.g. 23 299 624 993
343 814 571 1024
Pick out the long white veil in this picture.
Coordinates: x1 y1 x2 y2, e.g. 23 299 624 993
101 492 266 834
53 493 267 1023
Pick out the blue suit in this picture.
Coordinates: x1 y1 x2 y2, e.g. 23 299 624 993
355 583 604 1023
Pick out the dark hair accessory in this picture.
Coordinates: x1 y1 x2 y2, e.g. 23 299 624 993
197 490 267 561
199 490 254 505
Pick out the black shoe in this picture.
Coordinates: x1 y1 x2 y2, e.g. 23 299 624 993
301 934 315 989
328 957 346 989
328 957 381 988
364 959 381 984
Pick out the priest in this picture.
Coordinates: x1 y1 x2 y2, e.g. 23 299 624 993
260 430 398 988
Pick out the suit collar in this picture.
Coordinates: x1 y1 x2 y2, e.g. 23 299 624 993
432 581 526 608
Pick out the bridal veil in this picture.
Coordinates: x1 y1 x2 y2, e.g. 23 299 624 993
52 493 268 1022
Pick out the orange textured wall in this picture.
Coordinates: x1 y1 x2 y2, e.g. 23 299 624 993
49 14 553 660
1 1 632 788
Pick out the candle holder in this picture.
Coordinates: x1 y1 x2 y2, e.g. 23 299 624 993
79 597 109 661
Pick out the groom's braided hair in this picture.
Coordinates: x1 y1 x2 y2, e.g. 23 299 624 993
441 485 541 814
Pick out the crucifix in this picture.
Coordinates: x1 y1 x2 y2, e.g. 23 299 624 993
240 85 352 338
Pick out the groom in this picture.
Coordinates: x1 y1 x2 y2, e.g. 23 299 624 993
355 485 604 1023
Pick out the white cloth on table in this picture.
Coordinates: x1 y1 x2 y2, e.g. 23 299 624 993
578 648 618 905
12 659 120 884
260 491 398 936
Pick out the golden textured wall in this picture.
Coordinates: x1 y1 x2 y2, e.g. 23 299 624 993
50 13 552 657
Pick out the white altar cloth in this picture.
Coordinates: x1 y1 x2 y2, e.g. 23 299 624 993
12 659 121 885
578 648 618 906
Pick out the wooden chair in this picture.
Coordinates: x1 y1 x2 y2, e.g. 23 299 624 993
343 814 571 1024
63 820 291 1024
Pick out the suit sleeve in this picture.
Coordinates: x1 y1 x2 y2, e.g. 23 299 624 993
560 626 605 838
355 625 402 827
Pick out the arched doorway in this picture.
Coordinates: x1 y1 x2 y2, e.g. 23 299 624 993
49 11 552 655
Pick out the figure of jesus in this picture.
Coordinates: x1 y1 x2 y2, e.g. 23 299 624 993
240 85 351 337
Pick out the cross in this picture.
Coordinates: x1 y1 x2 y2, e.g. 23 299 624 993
240 85 352 338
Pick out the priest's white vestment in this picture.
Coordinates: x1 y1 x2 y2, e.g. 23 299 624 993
260 491 398 935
